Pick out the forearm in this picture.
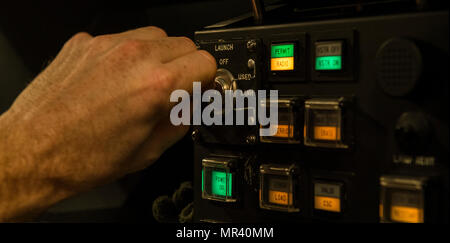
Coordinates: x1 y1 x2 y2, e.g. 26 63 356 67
0 111 72 222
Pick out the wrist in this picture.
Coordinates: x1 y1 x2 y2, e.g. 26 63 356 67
0 110 74 222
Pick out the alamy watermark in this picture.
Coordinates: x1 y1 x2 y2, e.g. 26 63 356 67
169 82 279 136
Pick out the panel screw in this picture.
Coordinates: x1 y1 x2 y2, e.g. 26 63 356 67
191 129 200 142
246 40 257 51
245 135 257 144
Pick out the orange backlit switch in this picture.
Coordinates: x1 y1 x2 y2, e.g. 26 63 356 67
259 164 300 212
380 175 428 223
314 181 343 213
268 179 293 205
260 98 303 144
271 57 294 71
304 98 349 148
314 126 340 141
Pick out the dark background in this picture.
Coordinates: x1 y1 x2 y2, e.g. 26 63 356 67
0 0 256 222
1 0 448 223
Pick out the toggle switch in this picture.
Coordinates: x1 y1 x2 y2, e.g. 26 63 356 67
213 68 236 95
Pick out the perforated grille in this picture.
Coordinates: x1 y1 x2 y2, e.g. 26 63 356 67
376 38 422 96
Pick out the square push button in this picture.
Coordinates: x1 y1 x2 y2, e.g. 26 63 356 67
270 43 295 71
202 157 236 202
260 97 302 144
259 164 299 212
314 181 343 213
379 175 427 223
315 41 343 71
304 98 349 148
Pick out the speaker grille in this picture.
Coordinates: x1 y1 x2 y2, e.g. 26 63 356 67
376 38 422 97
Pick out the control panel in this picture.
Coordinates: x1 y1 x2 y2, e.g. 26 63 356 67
193 11 449 223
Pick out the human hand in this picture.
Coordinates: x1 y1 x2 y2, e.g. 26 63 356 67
0 26 216 220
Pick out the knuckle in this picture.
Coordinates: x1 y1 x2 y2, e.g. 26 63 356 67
106 39 147 64
66 32 92 47
152 66 177 92
135 65 177 115
89 34 113 47
146 26 167 37
155 66 176 84
117 39 145 53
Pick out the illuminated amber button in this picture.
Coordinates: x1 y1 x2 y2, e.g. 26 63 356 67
269 190 293 205
259 164 299 212
271 57 294 71
314 126 340 141
314 181 342 213
391 206 423 223
260 124 293 138
315 196 341 212
274 124 293 138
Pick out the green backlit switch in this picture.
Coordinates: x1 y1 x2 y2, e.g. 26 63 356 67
315 41 343 71
271 43 294 58
202 157 236 202
211 171 232 197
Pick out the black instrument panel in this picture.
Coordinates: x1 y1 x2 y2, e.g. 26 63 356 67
193 10 449 223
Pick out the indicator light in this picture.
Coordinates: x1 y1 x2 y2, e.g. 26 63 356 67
316 56 342 70
259 164 300 212
314 181 343 213
390 205 422 223
315 196 341 212
314 126 340 141
211 170 232 197
304 98 349 148
268 178 293 205
271 44 294 58
260 98 302 144
379 175 427 223
271 43 295 71
315 41 343 71
271 57 294 71
271 124 293 138
202 157 237 202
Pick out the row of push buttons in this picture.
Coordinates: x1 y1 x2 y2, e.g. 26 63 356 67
201 158 428 223
260 97 349 149
270 40 344 72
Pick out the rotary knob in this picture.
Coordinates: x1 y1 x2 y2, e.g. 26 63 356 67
394 112 431 154
213 68 236 95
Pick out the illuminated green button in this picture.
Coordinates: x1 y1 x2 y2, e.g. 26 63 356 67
211 170 232 197
315 56 342 70
271 44 294 58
